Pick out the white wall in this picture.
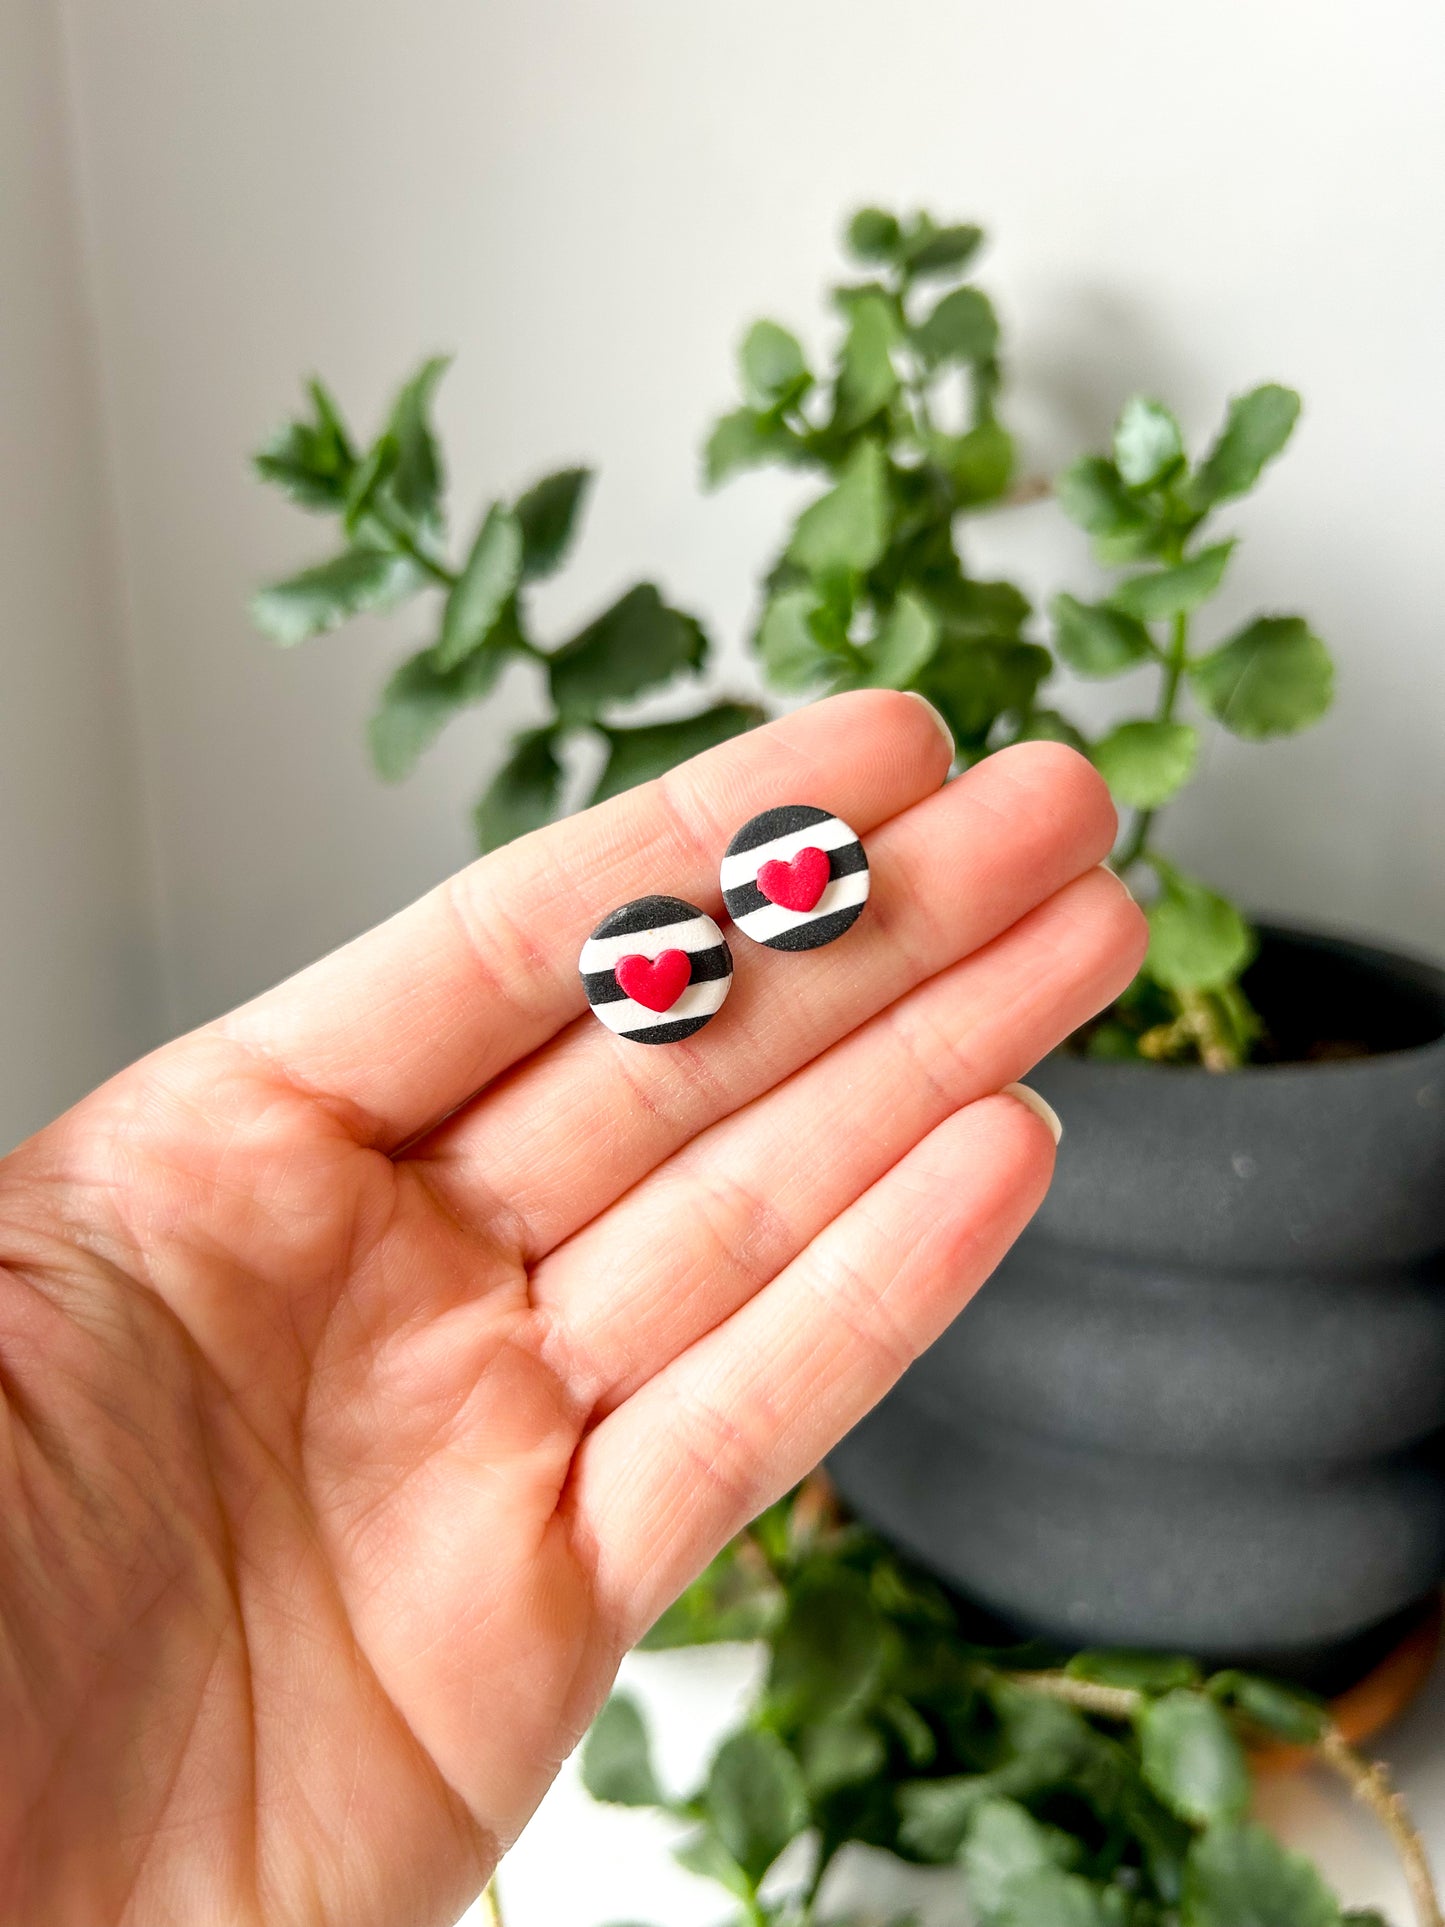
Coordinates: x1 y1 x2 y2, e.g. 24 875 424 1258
5 7 1445 1917
45 0 1445 1041
0 0 160 1147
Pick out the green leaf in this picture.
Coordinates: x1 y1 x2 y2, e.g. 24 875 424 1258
1085 1020 1142 1063
672 1829 754 1901
549 583 707 723
1144 864 1255 993
767 1565 887 1729
757 588 837 691
1056 457 1161 563
857 591 939 688
1342 1913 1391 1927
992 1685 1101 1787
835 292 900 430
962 1799 1075 1918
385 354 450 533
1114 396 1184 490
832 277 895 318
472 727 564 851
252 377 356 509
1182 1821 1341 1927
1207 1672 1328 1745
788 440 890 581
900 1697 1098 1863
1187 616 1333 740
880 1693 938 1767
1057 457 1140 534
846 206 902 262
581 1694 663 1807
917 639 1051 749
593 703 763 804
798 1719 887 1797
1139 1691 1250 1826
435 504 523 671
1111 542 1235 620
1051 593 1155 677
927 575 1031 641
740 319 808 408
1120 1776 1195 1905
933 420 1015 503
992 1869 1107 1927
638 1537 784 1650
703 406 805 487
342 432 399 537
1092 721 1199 809
1189 384 1301 510
368 638 512 781
1015 708 1089 753
250 546 423 645
1066 1651 1202 1694
913 286 999 367
514 467 592 580
898 1775 997 1861
704 1728 809 1886
900 219 984 277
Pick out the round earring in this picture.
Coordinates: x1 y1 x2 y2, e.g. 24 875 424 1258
721 805 870 951
579 895 733 1043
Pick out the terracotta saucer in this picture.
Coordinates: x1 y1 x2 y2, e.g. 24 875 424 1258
1252 1592 1442 1774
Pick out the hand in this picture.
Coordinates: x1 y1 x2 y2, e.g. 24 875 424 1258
0 692 1143 1926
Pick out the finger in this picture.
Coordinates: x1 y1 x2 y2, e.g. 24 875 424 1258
569 1091 1059 1641
538 866 1143 1409
420 739 1117 1253
213 690 953 1148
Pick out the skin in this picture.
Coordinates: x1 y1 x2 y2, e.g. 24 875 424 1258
0 691 1145 1927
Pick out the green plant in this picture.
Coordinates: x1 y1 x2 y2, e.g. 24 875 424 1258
704 208 1038 745
249 360 760 848
579 1481 1436 1927
1048 391 1332 1069
704 207 1335 1068
251 208 1337 1068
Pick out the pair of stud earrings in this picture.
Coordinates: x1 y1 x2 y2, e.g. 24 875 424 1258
578 803 870 1045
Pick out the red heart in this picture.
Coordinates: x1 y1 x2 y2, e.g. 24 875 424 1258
757 846 830 913
615 948 692 1013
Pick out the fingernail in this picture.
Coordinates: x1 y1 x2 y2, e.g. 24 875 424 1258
902 690 955 764
1003 1081 1063 1145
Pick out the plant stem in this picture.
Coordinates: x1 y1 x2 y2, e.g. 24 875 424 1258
800 1839 838 1921
1004 1671 1443 1927
371 503 459 589
1114 607 1189 875
1318 1730 1444 1927
1138 988 1240 1073
480 1876 505 1927
1155 608 1191 720
1003 473 1052 509
1006 1670 1140 1721
371 502 558 664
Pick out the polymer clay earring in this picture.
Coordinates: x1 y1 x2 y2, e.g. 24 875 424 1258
721 804 870 951
579 895 733 1044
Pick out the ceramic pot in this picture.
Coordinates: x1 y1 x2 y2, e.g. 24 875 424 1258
829 925 1445 1685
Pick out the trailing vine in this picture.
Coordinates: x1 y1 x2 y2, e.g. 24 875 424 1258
579 1480 1436 1927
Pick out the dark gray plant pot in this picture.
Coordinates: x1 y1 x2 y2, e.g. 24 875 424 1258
829 925 1445 1686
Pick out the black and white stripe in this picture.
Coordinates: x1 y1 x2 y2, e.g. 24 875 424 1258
720 804 870 952
579 894 733 1044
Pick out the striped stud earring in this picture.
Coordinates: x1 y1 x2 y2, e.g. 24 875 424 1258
721 805 870 951
579 895 733 1044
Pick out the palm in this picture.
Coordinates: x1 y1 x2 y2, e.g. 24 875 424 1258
0 694 1141 1927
